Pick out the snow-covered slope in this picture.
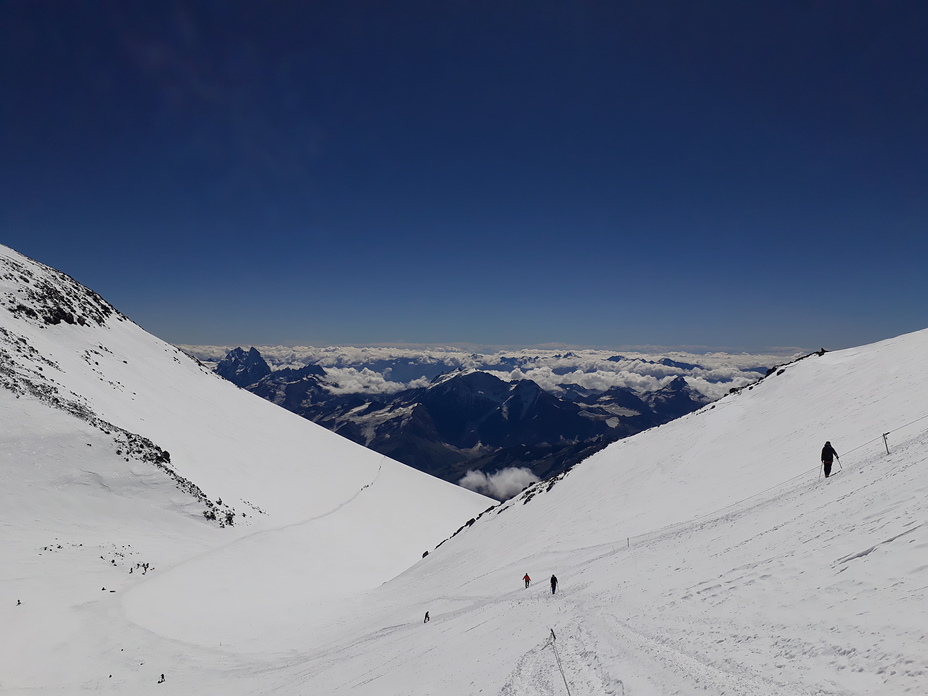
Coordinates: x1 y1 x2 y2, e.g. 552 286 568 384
0 244 491 689
264 330 928 696
2 242 927 695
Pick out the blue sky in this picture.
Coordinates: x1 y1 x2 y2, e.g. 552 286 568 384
1 1 926 351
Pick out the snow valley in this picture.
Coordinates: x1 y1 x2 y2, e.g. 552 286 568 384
2 242 927 695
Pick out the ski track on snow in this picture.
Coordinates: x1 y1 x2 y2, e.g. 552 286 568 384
126 458 387 584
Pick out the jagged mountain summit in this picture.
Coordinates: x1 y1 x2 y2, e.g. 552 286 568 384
212 346 712 494
215 346 272 387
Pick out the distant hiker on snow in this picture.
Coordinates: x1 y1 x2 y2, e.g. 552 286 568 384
523 573 531 588
550 574 558 595
821 441 839 478
423 611 430 623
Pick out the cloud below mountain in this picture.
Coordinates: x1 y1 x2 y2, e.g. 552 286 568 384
322 367 431 395
182 344 789 401
458 467 540 500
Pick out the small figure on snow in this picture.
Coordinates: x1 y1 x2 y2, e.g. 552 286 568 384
821 441 839 478
157 674 165 684
550 574 558 595
423 611 430 623
523 573 531 588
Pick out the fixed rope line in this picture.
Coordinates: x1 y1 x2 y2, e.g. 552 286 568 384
631 462 820 546
839 411 928 458
630 411 928 548
890 412 928 432
546 629 572 696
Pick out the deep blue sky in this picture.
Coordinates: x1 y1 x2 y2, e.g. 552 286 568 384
2 1 926 351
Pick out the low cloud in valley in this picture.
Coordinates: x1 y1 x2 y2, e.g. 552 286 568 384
458 467 540 500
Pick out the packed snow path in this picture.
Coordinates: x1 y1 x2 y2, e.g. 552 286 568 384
269 410 927 696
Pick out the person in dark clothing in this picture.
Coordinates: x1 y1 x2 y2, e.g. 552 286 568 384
423 611 429 623
523 573 531 588
821 441 838 477
550 574 558 595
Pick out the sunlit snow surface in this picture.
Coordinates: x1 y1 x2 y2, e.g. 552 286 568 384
0 244 490 691
2 242 927 695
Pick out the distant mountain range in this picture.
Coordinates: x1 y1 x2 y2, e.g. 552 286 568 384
213 345 725 496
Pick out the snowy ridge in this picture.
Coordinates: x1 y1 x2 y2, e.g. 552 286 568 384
0 242 488 524
481 330 928 553
0 243 491 691
0 245 122 327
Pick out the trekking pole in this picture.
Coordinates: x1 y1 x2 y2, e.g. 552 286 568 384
818 463 823 480
836 455 842 472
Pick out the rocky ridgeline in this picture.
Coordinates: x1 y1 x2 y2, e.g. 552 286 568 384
0 253 236 527
0 250 125 328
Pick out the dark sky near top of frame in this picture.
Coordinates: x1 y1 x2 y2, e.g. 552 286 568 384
1 1 928 353
3 1 927 236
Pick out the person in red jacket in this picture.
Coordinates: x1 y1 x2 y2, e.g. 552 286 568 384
523 573 531 588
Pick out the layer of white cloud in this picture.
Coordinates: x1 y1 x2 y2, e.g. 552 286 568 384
322 367 431 395
179 344 794 399
458 467 540 500
491 366 669 394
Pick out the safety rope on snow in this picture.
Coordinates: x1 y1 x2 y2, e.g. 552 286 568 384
627 410 928 548
839 411 928 457
545 628 573 696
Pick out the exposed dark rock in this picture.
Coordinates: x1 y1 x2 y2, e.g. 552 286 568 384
1 251 121 328
215 347 272 387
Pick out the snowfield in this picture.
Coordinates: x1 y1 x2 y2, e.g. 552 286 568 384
0 244 491 691
1 243 927 695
